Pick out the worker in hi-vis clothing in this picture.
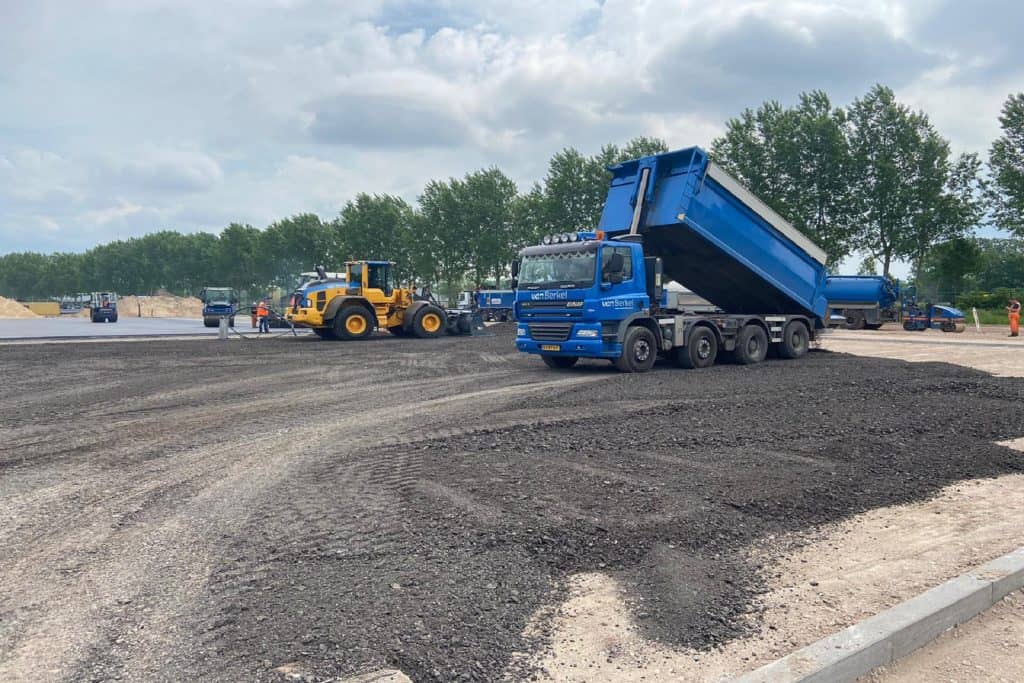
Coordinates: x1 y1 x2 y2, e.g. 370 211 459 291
257 300 270 334
1008 298 1021 338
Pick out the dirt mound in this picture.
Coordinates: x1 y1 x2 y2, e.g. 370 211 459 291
118 295 204 318
0 296 41 319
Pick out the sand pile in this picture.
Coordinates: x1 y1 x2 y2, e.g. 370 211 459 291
0 296 41 319
118 295 204 318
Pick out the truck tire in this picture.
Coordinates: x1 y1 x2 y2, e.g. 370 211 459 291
110 315 117 323
411 305 446 339
614 326 657 373
864 323 883 330
734 324 768 365
675 326 717 369
778 320 809 359
846 312 866 330
542 355 578 369
204 317 217 328
228 317 235 327
333 307 374 340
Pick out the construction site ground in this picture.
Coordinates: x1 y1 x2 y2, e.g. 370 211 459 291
1 324 1021 682
0 317 308 340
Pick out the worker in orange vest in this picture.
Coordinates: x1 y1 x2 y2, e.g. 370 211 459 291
257 300 270 334
1008 298 1021 338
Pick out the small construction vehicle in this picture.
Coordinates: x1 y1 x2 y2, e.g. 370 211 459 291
199 287 239 327
286 262 477 340
89 292 118 323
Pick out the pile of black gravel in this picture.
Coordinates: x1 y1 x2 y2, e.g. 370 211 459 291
191 350 1024 682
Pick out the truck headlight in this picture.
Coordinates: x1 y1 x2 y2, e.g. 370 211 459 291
576 328 599 338
517 325 528 337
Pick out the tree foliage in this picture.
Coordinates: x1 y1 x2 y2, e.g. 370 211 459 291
988 93 1024 236
712 91 855 264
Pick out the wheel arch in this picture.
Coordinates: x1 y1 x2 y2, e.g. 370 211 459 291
324 295 376 327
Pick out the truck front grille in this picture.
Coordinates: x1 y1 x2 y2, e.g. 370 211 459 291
528 323 572 342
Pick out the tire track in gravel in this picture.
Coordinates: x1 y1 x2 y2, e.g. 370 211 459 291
0 349 607 683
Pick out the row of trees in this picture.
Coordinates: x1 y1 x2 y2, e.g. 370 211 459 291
0 87 1020 301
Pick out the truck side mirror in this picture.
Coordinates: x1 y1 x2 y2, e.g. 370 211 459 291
511 260 520 278
511 278 519 290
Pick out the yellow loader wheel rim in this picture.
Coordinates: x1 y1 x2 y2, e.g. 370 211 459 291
421 312 442 333
346 314 367 335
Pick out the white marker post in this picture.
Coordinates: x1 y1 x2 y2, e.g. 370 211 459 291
972 307 981 333
218 315 228 340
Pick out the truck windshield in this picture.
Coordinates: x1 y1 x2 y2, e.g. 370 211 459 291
518 250 596 289
205 289 232 304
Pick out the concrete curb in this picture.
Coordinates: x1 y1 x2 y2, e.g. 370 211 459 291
734 546 1024 683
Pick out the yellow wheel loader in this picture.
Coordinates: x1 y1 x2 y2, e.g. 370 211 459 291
285 262 478 340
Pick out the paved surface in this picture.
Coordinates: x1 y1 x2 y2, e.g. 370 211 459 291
0 316 222 339
1 327 1022 682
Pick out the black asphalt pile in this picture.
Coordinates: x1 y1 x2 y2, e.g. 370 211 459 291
184 346 1024 681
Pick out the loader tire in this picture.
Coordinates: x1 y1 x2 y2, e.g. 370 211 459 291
411 305 446 339
333 308 373 341
614 325 657 373
674 326 717 369
456 315 472 335
778 320 809 359
733 324 768 365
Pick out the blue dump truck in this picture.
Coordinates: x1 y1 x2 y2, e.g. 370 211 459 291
513 146 828 372
824 275 900 330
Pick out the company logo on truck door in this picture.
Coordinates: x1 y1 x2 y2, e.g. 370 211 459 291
531 290 568 301
601 298 634 309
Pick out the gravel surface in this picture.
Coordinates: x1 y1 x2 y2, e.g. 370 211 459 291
1 328 1022 682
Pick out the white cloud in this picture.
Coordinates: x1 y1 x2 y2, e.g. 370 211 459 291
0 0 1020 254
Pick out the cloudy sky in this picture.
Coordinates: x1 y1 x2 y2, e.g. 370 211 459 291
1 0 1020 260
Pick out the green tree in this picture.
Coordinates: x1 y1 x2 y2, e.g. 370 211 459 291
988 93 1024 236
856 256 878 275
919 237 984 298
334 195 417 282
712 91 855 264
847 85 978 277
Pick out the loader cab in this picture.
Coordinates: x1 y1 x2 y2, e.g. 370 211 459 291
346 260 396 298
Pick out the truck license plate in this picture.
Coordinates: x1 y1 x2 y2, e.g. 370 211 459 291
541 344 560 351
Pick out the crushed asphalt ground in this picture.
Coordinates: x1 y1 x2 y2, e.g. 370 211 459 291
1 326 1022 682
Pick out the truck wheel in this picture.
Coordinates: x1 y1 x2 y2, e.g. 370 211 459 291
614 326 657 373
333 308 373 340
110 315 118 323
675 326 717 369
204 317 217 328
846 312 866 330
778 321 809 359
411 305 446 339
542 355 578 369
864 323 883 330
228 317 235 327
734 324 768 365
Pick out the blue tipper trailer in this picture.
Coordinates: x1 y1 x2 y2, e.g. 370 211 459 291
475 290 516 321
824 275 900 330
513 146 830 372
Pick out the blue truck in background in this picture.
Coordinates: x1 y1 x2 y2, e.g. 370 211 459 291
824 275 900 330
513 146 828 372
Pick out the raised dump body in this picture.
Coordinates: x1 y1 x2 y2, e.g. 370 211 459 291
597 146 828 320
